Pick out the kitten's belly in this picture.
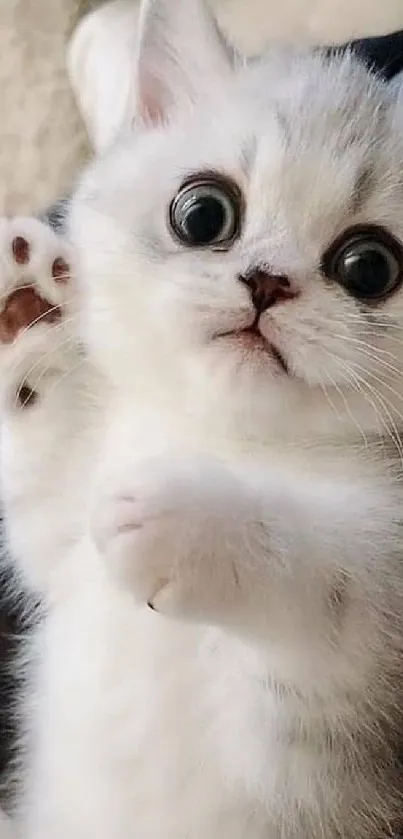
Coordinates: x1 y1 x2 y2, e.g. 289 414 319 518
28 585 278 839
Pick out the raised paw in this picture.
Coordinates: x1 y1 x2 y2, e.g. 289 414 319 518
0 217 78 409
92 456 248 622
0 217 73 345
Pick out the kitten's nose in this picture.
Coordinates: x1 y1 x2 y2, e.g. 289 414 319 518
239 269 296 313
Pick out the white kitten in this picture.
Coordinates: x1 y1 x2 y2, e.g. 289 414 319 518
3 1 403 837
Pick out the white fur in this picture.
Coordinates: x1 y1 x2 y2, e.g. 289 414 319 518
67 0 139 155
4 1 403 837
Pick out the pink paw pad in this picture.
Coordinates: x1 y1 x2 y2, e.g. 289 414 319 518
51 257 70 284
12 236 30 265
0 287 60 344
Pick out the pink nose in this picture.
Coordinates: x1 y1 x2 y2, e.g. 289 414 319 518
239 269 297 313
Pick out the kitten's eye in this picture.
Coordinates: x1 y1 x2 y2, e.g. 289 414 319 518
169 175 241 249
322 225 403 301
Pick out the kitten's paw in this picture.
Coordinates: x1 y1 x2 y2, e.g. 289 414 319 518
93 456 246 621
0 217 72 342
0 217 76 404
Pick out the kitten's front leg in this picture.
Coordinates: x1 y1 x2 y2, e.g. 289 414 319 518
93 456 252 623
0 217 85 594
93 454 380 647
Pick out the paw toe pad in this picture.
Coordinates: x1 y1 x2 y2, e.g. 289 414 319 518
11 236 30 265
51 257 70 283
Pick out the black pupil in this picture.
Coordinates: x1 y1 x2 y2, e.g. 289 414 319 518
182 195 225 245
340 244 396 298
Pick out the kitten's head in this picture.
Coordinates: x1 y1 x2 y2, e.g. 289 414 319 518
70 0 403 442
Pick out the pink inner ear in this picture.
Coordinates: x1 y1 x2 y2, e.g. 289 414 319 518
137 70 169 125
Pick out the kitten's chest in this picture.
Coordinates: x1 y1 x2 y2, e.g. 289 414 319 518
38 594 337 839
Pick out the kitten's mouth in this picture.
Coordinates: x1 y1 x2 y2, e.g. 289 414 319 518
213 326 289 374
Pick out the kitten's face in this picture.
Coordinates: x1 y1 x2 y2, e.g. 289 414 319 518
70 0 403 440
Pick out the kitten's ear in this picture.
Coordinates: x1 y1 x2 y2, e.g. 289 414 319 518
349 30 403 83
134 0 235 125
325 29 403 84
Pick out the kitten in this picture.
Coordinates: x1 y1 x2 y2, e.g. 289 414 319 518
3 0 403 836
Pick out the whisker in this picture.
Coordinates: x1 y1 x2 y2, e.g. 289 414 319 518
0 279 77 308
13 334 79 409
347 359 403 410
342 314 403 332
0 282 38 306
320 382 343 424
6 315 79 393
11 299 77 344
323 362 370 448
326 332 402 364
327 336 403 380
33 357 87 404
350 370 403 464
328 354 396 457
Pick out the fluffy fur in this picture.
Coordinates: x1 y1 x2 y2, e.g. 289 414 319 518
3 1 403 836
